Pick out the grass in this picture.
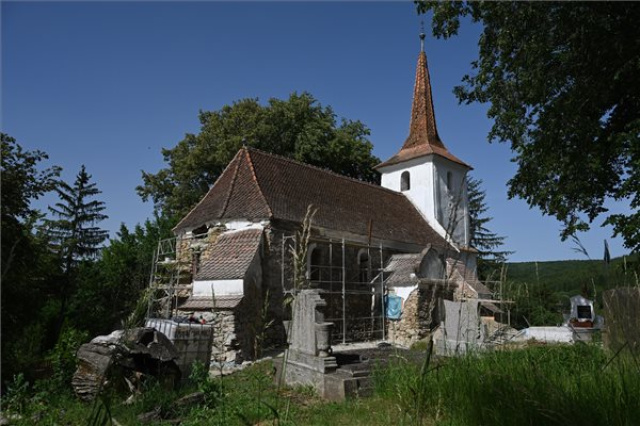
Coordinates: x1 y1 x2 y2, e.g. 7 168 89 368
374 343 640 426
2 358 407 425
3 344 638 425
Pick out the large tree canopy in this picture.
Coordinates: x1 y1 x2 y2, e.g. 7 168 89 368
138 92 380 218
417 1 640 251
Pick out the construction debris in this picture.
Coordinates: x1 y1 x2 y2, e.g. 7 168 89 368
72 328 181 401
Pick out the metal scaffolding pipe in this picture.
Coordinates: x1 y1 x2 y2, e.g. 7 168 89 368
329 239 333 293
281 235 285 291
380 242 385 341
342 238 346 344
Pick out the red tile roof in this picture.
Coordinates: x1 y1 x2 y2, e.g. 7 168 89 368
375 50 470 169
175 148 451 249
383 253 422 286
195 228 263 280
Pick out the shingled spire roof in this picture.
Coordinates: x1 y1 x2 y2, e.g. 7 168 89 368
376 35 470 169
174 147 451 249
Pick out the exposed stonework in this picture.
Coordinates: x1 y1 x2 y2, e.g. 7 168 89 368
386 283 453 347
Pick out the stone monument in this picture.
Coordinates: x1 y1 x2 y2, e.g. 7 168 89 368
278 289 337 394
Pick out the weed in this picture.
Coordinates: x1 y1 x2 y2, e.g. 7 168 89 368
189 360 221 408
2 373 30 414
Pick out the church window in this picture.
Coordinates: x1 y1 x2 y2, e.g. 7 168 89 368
446 171 453 192
401 171 410 191
307 244 322 282
357 249 369 282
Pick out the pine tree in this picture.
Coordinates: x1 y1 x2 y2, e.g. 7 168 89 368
47 165 109 271
467 175 513 279
45 165 108 342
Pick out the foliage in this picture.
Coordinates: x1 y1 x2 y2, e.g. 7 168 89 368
137 92 380 218
68 216 176 336
2 374 31 415
45 164 109 269
189 361 221 408
375 344 640 426
41 164 109 345
45 326 89 391
0 133 60 226
467 175 512 279
290 205 318 292
416 2 640 252
1 134 61 386
11 347 637 426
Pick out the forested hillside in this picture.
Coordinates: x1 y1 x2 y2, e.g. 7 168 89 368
505 255 638 294
497 255 638 329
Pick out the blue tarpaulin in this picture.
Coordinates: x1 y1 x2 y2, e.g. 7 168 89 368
385 294 403 320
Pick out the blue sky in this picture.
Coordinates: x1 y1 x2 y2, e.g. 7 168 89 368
2 1 631 262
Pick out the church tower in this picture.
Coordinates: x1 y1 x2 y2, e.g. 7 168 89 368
375 32 472 248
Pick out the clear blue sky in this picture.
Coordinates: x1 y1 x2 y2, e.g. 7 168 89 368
2 1 630 262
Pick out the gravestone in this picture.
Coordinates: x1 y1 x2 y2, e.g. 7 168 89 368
277 289 337 394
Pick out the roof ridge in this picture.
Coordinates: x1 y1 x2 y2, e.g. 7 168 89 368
244 147 407 198
173 149 244 232
220 149 244 217
243 148 273 218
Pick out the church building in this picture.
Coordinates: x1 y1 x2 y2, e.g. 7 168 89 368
168 34 493 361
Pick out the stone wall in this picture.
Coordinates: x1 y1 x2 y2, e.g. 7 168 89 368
195 309 240 363
386 284 453 347
175 226 226 277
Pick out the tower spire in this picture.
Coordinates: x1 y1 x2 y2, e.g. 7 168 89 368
403 30 444 150
374 32 470 170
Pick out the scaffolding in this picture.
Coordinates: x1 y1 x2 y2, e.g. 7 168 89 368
282 235 387 344
146 236 193 320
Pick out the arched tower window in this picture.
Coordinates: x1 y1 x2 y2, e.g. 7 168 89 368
401 171 410 191
446 171 453 192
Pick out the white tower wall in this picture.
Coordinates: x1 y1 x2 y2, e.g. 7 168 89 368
380 156 470 247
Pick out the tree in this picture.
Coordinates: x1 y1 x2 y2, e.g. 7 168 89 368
1 133 60 280
69 215 177 336
416 2 640 252
138 92 380 218
45 165 109 341
467 175 512 279
46 165 109 270
1 133 60 383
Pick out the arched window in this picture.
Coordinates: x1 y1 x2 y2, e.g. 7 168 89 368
401 171 410 191
357 249 369 283
307 244 322 282
446 171 453 192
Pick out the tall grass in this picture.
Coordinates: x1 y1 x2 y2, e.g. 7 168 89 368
374 344 640 426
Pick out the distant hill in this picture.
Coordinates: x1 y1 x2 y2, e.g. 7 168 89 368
503 255 638 295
